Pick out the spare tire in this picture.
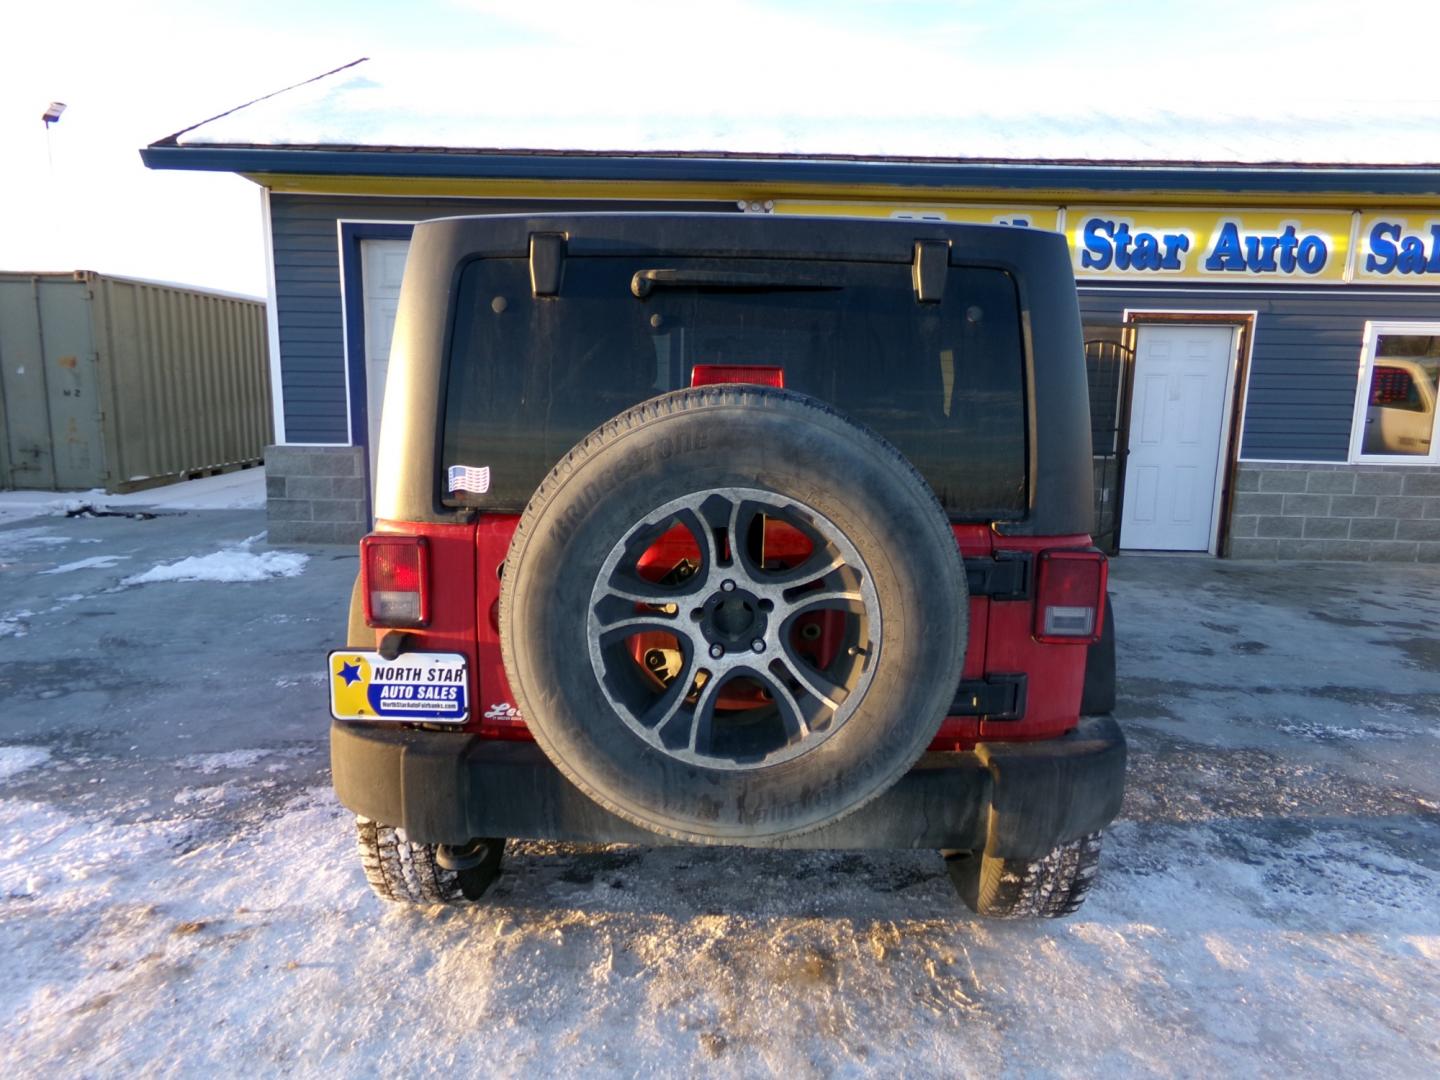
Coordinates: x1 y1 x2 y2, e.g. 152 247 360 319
499 386 966 843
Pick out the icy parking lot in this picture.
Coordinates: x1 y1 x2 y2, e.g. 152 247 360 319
2 483 1438 1076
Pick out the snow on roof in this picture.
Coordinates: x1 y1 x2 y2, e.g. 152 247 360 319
167 57 1440 168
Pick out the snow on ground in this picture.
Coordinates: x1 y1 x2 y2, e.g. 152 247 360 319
118 469 267 512
0 746 50 781
0 780 1437 1077
1275 721 1409 742
124 547 307 585
0 468 266 525
171 784 234 807
0 497 98 527
38 555 130 575
179 750 275 775
0 612 33 638
4 511 1439 1075
0 527 73 557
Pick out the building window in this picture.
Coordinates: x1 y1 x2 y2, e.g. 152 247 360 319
1348 322 1440 463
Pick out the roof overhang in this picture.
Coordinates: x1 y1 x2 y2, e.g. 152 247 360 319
141 143 1440 200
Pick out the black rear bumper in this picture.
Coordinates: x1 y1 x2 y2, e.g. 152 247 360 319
331 716 1125 857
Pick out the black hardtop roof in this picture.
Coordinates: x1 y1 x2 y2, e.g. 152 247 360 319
383 211 1091 535
414 210 1072 269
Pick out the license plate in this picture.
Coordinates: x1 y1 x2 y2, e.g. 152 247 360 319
328 651 469 723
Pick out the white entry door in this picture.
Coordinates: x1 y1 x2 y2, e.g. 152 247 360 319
360 239 411 490
1120 323 1237 551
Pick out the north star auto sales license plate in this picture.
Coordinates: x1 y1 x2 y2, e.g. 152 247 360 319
327 651 469 723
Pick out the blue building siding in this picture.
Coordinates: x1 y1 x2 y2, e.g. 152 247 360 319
1078 284 1440 461
269 193 1440 458
268 193 736 444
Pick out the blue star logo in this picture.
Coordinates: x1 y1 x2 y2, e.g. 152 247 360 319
337 659 363 686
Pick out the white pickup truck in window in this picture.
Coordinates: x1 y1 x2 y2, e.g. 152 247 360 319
1364 357 1437 456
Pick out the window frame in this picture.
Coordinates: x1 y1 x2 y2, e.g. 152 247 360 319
1346 319 1440 465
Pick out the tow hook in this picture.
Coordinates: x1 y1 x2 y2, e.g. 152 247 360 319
435 838 492 872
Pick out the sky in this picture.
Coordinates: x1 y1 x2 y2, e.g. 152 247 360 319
2 0 1439 297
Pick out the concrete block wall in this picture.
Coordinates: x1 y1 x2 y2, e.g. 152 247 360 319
1229 463 1440 561
264 445 368 545
258 449 1440 557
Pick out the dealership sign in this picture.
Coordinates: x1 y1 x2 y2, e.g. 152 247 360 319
1067 208 1352 282
1356 214 1440 279
773 201 1440 284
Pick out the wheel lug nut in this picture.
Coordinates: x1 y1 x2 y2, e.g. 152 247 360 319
720 579 736 592
709 643 725 659
751 638 765 653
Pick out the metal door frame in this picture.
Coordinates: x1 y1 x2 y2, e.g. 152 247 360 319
1116 310 1257 556
1083 336 1133 553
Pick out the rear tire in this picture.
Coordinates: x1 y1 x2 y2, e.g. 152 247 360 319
500 385 966 844
945 831 1103 919
355 818 504 904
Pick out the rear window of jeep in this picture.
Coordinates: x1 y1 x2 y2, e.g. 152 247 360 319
441 256 1027 518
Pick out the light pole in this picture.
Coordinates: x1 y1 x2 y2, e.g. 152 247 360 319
42 101 65 169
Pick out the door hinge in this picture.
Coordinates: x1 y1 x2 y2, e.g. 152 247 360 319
912 240 949 302
963 551 1032 600
951 674 1027 720
529 233 566 297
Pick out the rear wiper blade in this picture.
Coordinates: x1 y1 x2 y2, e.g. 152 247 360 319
630 268 844 298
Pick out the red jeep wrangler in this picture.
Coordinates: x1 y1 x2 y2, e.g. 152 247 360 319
330 213 1124 919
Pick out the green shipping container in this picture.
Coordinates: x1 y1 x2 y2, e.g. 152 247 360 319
0 271 271 492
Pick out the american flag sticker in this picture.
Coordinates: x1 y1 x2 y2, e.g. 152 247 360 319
448 464 492 495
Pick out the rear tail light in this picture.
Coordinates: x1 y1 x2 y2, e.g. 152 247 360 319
1033 549 1107 644
690 364 785 388
362 535 430 628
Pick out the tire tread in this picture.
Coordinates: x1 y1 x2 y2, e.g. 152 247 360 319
354 817 503 905
498 386 965 843
948 830 1103 919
